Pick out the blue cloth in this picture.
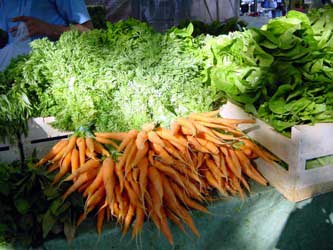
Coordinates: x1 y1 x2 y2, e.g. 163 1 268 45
0 0 91 43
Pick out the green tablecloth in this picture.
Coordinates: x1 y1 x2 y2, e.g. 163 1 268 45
39 184 333 250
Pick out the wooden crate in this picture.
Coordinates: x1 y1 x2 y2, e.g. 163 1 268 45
22 117 71 159
220 101 333 202
0 117 70 163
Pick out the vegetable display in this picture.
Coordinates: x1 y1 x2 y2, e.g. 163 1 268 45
1 9 333 139
35 111 275 244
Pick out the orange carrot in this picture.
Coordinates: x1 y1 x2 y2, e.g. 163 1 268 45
122 204 135 237
180 126 193 135
149 183 163 220
85 137 95 153
131 206 145 238
62 135 77 158
156 129 187 147
124 180 140 208
187 136 210 154
198 132 224 145
166 209 187 234
84 167 104 197
52 151 72 184
64 159 100 182
51 142 70 162
147 131 165 147
151 143 174 165
162 140 186 162
85 147 98 160
205 158 223 182
196 138 219 155
204 170 228 196
131 142 149 169
125 140 138 176
36 140 68 167
95 137 118 150
212 129 237 140
86 185 106 209
93 141 111 157
170 181 209 213
148 167 163 203
71 147 79 173
102 157 116 205
77 213 87 227
229 149 242 177
159 208 174 245
47 161 60 173
170 122 181 135
138 157 149 201
135 131 148 150
94 132 127 141
78 181 92 193
97 207 105 235
118 130 138 152
76 137 86 166
115 162 125 192
152 161 185 189
62 169 98 200
117 139 135 170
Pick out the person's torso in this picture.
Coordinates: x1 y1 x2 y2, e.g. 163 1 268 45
1 0 68 43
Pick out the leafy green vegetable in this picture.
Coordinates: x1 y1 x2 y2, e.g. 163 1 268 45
22 19 213 132
0 160 83 247
0 56 32 142
207 9 333 135
205 30 274 104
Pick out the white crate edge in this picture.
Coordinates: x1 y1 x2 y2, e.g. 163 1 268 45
220 101 333 202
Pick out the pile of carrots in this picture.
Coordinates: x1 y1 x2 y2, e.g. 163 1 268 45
35 110 276 244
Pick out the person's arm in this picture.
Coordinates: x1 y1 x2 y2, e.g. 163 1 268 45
9 16 93 40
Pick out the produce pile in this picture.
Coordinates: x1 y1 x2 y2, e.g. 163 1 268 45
207 9 333 134
35 111 275 244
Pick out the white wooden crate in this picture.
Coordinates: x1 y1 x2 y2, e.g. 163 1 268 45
0 117 71 162
220 101 333 202
23 117 71 159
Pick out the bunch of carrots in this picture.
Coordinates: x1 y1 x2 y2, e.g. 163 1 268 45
35 110 276 245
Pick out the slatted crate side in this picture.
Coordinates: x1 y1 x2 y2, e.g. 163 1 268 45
23 117 71 142
220 102 297 172
1 117 72 163
23 117 72 160
220 101 333 202
255 159 296 200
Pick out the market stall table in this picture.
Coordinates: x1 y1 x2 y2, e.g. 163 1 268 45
41 183 333 250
